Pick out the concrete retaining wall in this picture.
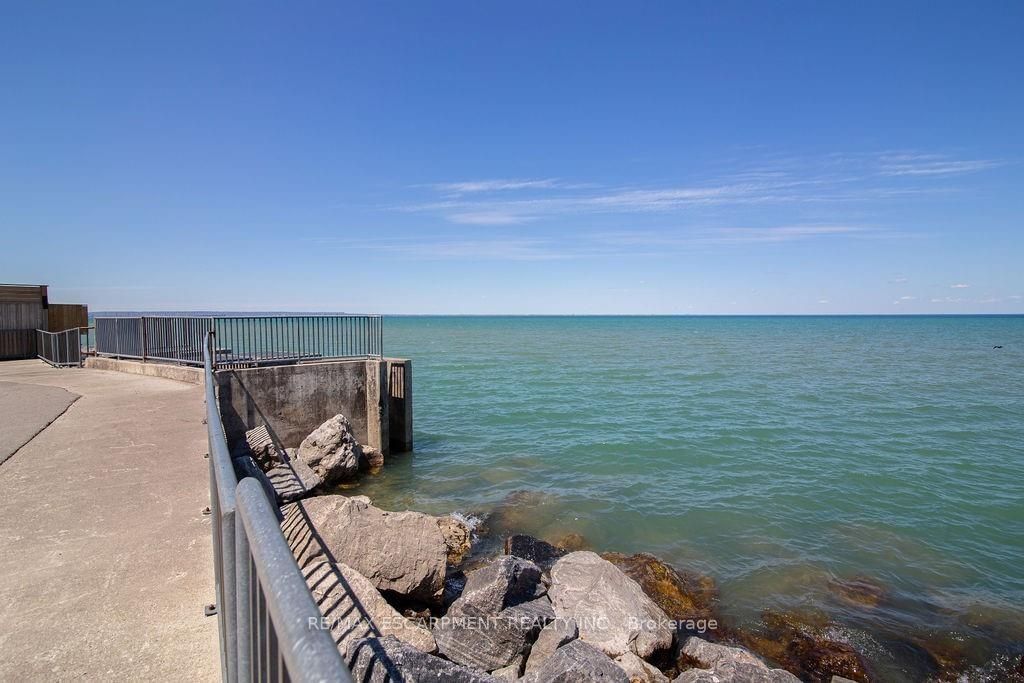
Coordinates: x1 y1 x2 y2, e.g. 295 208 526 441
215 358 413 455
84 356 204 384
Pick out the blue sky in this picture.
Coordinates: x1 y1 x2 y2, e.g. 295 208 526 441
1 2 1022 314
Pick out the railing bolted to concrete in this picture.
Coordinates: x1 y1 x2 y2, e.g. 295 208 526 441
96 315 383 369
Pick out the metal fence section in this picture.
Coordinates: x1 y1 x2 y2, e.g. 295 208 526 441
203 334 351 682
94 317 146 359
147 316 214 364
36 328 82 367
213 315 382 367
95 315 382 368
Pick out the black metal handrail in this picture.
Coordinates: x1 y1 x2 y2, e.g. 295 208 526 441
203 333 350 682
96 315 383 368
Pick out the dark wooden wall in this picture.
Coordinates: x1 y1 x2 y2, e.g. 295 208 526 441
48 304 88 332
0 285 47 359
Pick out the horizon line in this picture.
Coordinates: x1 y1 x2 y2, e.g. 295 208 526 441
89 310 1024 318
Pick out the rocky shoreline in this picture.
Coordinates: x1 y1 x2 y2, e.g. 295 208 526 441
237 415 1024 683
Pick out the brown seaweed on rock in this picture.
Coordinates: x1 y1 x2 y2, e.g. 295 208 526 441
737 610 872 683
601 552 720 627
478 489 560 538
828 575 888 610
545 532 590 552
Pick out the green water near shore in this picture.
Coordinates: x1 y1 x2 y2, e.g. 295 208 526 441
348 315 1024 680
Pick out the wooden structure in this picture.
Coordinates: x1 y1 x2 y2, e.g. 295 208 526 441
0 284 88 360
48 304 89 333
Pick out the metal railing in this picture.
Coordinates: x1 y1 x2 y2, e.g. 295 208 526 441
36 328 82 367
204 333 350 682
96 315 383 368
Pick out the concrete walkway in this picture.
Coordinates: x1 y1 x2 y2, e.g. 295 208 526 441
0 360 219 681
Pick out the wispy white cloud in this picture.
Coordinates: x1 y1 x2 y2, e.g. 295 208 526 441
334 237 573 261
594 225 867 247
430 179 564 193
446 211 533 225
308 223 869 262
878 154 1003 177
401 150 999 227
950 283 970 288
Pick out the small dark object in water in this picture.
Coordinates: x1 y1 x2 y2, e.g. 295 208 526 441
993 345 1003 349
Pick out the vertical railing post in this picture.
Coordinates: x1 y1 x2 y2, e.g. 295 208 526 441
140 316 147 361
235 509 252 683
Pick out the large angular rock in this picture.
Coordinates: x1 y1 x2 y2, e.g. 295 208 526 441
346 635 498 683
548 551 674 659
448 555 543 617
675 637 800 683
434 555 552 673
295 414 363 484
524 618 579 675
288 494 448 603
433 603 539 671
304 561 436 654
521 639 630 683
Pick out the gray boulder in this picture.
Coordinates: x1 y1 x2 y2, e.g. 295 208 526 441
288 494 448 604
265 459 323 503
238 423 284 470
491 657 524 681
295 414 363 484
346 635 498 683
434 592 552 671
503 595 555 630
521 639 629 682
548 551 674 659
433 606 537 672
304 561 436 654
673 637 800 683
616 651 669 682
523 618 578 675
448 555 543 617
361 445 385 470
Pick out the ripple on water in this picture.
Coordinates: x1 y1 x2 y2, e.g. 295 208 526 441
348 315 1024 677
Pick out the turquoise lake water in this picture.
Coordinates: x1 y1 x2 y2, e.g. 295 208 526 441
349 315 1023 679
